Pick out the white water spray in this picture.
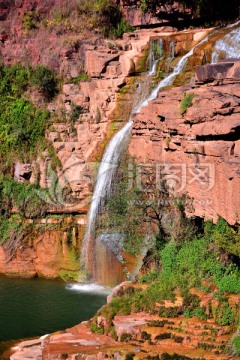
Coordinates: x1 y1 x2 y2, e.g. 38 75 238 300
211 25 240 63
66 283 111 294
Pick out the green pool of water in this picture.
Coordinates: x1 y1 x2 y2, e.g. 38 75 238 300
0 276 108 342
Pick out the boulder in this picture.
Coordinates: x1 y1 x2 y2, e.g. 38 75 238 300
14 163 32 183
195 60 240 83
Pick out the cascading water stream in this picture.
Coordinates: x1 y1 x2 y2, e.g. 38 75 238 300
81 21 240 282
81 122 133 273
169 41 175 59
138 32 214 111
149 39 164 75
211 25 240 63
81 35 210 280
141 20 240 111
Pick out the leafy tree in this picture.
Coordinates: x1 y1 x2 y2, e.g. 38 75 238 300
31 65 58 100
0 64 50 172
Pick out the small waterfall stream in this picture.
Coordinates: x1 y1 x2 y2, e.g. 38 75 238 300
81 122 133 275
138 32 212 111
149 39 164 75
211 24 240 63
169 40 175 59
81 21 240 283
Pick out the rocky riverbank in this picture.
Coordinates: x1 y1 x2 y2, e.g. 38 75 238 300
8 281 239 360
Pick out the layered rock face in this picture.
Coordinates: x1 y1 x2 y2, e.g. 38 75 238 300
0 19 212 279
129 60 240 225
31 27 210 214
13 31 152 213
0 216 86 280
12 27 208 214
114 0 192 26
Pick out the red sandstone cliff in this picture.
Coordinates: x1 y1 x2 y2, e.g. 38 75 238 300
129 60 240 225
0 0 239 278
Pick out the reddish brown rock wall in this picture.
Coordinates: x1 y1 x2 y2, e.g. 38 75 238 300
129 61 240 225
0 216 86 279
114 0 192 26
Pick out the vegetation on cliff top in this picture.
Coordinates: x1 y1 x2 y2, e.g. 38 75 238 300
0 64 59 171
19 0 134 38
139 0 239 20
0 64 59 244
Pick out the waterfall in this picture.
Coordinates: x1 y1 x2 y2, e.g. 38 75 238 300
81 33 212 281
169 41 175 59
211 25 240 63
82 22 240 282
138 32 212 111
81 122 132 275
149 38 164 75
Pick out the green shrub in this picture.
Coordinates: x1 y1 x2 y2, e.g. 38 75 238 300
140 0 149 13
90 323 104 334
182 293 200 311
107 326 118 340
104 296 132 320
0 64 51 170
192 306 207 320
109 18 134 38
31 65 58 100
183 309 193 318
77 0 133 38
46 143 62 171
0 216 25 246
0 177 47 219
147 320 174 327
161 355 198 360
231 329 240 356
155 333 171 340
103 167 145 256
21 11 39 31
215 271 240 294
125 353 135 360
70 103 84 124
0 97 49 155
171 334 184 343
101 217 240 325
197 343 215 350
120 332 132 342
141 331 151 340
158 307 182 318
214 301 236 326
139 268 159 283
0 64 30 96
158 231 240 294
180 92 195 115
70 73 89 84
